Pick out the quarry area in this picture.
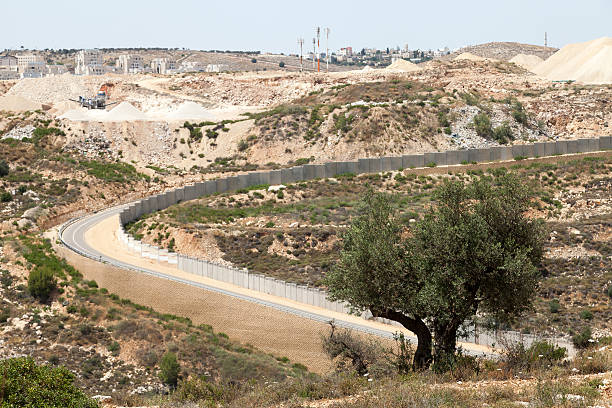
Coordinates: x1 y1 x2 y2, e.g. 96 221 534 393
0 37 611 408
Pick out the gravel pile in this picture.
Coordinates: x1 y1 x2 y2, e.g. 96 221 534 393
2 125 35 140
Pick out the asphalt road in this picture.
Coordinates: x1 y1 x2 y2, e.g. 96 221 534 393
59 203 425 344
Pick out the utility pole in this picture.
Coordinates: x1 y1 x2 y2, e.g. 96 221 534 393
316 27 321 73
298 38 304 72
325 27 330 73
545 32 548 48
312 38 316 70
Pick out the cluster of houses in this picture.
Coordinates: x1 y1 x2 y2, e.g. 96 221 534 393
330 45 451 65
0 53 68 80
0 49 229 80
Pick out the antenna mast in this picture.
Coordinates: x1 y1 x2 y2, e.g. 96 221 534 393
325 27 330 73
298 38 304 72
312 38 316 70
316 27 321 73
544 32 548 47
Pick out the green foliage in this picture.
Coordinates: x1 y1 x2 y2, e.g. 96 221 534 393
607 284 612 300
460 92 479 106
333 112 354 134
503 340 567 372
80 160 149 183
0 160 8 177
580 309 593 320
549 299 560 313
492 121 513 144
0 357 98 407
237 139 248 152
325 175 545 370
572 327 592 349
511 101 528 125
472 113 492 138
0 191 11 202
28 266 56 302
159 351 181 387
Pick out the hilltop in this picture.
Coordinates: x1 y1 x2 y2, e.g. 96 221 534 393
445 41 558 61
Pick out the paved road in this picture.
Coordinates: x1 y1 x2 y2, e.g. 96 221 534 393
60 204 431 344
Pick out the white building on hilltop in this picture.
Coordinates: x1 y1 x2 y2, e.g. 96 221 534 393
117 54 144 74
16 54 44 72
75 49 103 75
151 58 177 74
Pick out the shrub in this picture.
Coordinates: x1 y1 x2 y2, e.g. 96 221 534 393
0 357 98 407
237 139 248 152
492 121 513 144
321 321 391 376
572 327 593 349
279 61 285 68
251 58 257 63
472 113 492 138
580 309 593 320
28 266 56 302
159 351 181 387
0 191 11 202
511 101 528 125
549 299 560 313
503 340 567 372
0 160 8 177
607 284 612 300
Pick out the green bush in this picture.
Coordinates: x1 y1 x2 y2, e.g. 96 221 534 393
251 58 257 63
607 284 612 300
492 121 513 144
0 190 11 202
580 309 594 320
0 160 8 177
572 327 592 349
279 61 285 68
159 351 181 387
511 101 528 125
0 357 98 407
549 299 560 313
237 139 248 152
472 113 492 138
28 266 56 302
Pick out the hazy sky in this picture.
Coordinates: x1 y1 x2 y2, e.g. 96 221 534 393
2 0 610 53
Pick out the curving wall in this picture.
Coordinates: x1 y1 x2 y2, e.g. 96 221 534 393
116 136 610 350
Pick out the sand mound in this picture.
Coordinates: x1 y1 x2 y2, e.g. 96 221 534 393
0 95 42 112
454 52 488 61
166 101 213 121
532 37 612 84
362 65 374 71
509 54 544 70
59 102 148 122
106 102 148 121
385 59 421 72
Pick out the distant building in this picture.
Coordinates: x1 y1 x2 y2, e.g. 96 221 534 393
0 55 18 71
151 58 177 74
47 65 67 76
0 70 20 80
206 64 227 73
16 54 43 72
339 47 353 56
117 54 144 74
75 49 103 75
21 61 46 78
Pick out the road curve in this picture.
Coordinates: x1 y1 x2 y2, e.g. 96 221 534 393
60 203 428 343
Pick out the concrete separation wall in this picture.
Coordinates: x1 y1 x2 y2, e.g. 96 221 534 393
116 136 609 348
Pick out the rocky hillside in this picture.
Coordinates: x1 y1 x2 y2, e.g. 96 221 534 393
445 42 558 61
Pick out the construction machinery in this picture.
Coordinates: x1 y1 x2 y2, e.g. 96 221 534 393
70 83 119 109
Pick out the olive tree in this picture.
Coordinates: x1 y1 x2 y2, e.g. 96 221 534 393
325 174 545 369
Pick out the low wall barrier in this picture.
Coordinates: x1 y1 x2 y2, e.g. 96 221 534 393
117 136 610 350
